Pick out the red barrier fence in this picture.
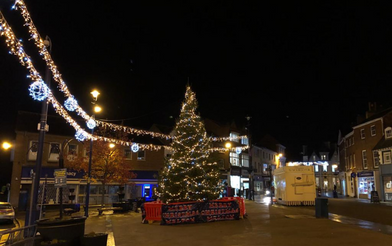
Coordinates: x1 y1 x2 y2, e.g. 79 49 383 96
143 197 247 224
144 201 163 224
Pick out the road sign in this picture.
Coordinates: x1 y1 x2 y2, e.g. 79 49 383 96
54 168 67 187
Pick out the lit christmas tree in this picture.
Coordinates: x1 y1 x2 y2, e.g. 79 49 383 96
158 86 222 203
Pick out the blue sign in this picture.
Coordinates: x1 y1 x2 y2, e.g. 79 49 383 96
357 171 373 177
351 172 356 178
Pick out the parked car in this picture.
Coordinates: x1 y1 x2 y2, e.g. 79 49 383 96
0 202 15 224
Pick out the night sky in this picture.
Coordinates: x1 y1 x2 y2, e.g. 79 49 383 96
1 0 392 161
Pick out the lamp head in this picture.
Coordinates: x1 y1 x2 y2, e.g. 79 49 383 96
94 105 102 113
91 90 100 100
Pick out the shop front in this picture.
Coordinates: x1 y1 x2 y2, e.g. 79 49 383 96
380 164 392 201
357 171 374 199
229 166 241 197
127 170 159 201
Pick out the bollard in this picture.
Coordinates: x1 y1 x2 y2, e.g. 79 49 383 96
315 197 328 218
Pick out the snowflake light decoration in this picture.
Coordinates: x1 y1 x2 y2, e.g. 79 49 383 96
28 80 48 101
131 143 139 153
64 96 78 111
87 119 96 129
75 129 87 142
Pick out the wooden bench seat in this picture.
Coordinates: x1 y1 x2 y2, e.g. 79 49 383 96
64 208 76 216
97 207 123 215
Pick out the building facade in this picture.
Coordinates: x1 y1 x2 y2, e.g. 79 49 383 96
9 111 167 210
338 104 392 200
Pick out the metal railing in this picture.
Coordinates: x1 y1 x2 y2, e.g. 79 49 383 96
0 224 37 246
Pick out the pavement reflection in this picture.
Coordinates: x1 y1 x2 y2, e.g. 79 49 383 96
329 213 392 235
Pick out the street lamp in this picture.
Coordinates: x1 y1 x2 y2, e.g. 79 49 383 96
2 142 12 150
85 90 101 217
58 138 74 219
31 35 52 225
245 116 253 200
1 141 13 203
225 142 232 197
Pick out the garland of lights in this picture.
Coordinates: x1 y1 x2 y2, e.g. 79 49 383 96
11 0 249 143
0 8 249 153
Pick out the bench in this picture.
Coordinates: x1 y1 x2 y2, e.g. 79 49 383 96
97 207 123 215
64 208 77 216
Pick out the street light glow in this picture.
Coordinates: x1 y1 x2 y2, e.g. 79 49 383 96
109 143 115 148
225 142 232 149
2 141 12 150
90 90 100 100
94 105 102 113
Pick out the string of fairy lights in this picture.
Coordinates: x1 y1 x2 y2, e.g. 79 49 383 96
0 0 249 153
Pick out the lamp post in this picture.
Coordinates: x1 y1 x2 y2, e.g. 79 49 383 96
225 142 232 197
58 138 74 219
85 90 100 217
31 36 51 225
245 116 253 200
1 141 13 203
268 164 273 205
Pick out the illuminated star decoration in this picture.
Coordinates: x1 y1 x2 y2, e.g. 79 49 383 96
28 80 48 101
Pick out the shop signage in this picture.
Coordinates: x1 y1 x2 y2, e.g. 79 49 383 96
54 168 67 187
357 171 373 177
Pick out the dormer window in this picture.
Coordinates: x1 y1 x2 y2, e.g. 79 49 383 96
386 127 392 139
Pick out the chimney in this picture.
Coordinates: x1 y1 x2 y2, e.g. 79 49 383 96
366 102 377 119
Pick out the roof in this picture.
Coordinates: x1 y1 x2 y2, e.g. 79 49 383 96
373 137 392 151
254 134 284 150
356 107 392 126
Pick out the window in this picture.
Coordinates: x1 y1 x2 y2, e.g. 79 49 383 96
241 136 248 145
321 154 327 161
241 154 249 167
362 150 368 169
230 132 240 143
371 125 376 136
137 150 145 161
332 165 337 172
28 141 38 161
48 142 60 162
323 165 327 172
230 152 240 166
386 127 392 139
314 165 319 172
263 164 268 174
124 148 132 160
383 151 391 164
66 144 78 161
360 129 365 139
373 151 380 168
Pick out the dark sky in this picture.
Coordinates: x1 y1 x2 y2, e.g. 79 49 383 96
1 0 392 161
